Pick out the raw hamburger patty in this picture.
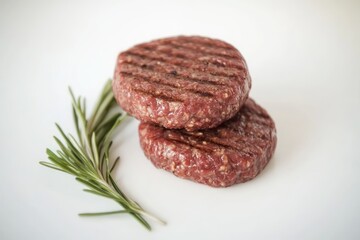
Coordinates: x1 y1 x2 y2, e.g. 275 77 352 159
113 36 251 131
139 98 276 187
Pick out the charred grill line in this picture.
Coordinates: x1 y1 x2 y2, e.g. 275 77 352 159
122 61 232 87
177 130 255 153
138 43 244 69
166 130 263 158
130 47 244 73
121 71 215 98
125 51 242 78
158 47 243 69
165 138 215 154
176 115 270 152
165 42 241 61
170 37 236 51
132 88 184 103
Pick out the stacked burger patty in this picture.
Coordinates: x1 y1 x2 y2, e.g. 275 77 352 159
113 36 277 187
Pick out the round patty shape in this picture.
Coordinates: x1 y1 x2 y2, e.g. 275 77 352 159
113 35 251 131
139 98 277 187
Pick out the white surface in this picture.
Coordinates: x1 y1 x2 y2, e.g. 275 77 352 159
1 0 360 239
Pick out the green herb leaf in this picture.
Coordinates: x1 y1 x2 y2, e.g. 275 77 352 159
79 210 130 216
40 80 165 230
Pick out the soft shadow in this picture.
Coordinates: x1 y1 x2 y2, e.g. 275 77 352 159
259 100 315 176
111 115 135 146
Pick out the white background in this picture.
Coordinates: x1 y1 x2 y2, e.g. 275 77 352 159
1 0 359 239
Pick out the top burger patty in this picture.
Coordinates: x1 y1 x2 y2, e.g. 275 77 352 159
113 36 251 131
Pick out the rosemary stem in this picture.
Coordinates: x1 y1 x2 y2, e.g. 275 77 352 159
41 80 164 230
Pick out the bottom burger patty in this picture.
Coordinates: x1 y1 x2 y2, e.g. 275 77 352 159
139 98 277 187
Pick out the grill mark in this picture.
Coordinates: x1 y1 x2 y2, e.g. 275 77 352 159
189 37 235 50
247 116 272 130
222 113 272 138
162 123 267 160
223 120 272 143
121 71 215 98
120 61 232 91
223 122 246 134
133 88 183 103
129 49 242 77
226 113 268 126
165 42 240 61
178 123 269 154
176 130 245 152
251 110 272 122
125 51 242 79
239 108 273 129
224 104 272 127
122 61 233 87
166 138 215 154
153 46 245 70
171 37 235 51
140 42 244 69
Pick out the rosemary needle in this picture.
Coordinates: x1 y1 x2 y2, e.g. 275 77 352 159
79 210 129 216
40 80 165 230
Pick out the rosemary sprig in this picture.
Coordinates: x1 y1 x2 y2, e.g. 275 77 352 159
40 80 165 230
